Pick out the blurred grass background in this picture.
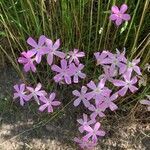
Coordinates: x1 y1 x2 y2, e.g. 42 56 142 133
0 0 150 107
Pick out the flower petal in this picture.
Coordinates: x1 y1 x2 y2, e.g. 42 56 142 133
118 87 128 96
47 53 54 65
122 14 131 21
38 35 46 46
27 37 37 47
39 104 47 112
53 39 60 50
120 4 128 13
73 98 81 106
111 6 119 13
115 18 123 26
110 14 117 20
87 81 96 90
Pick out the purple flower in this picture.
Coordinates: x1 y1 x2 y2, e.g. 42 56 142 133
86 79 111 103
88 103 105 119
27 35 47 63
140 95 150 111
51 59 75 84
99 65 117 82
100 93 118 111
18 51 36 72
113 70 138 96
127 58 142 75
68 49 85 65
110 4 131 26
73 86 90 107
74 137 97 150
94 50 109 66
72 64 86 83
102 50 127 75
84 122 105 142
77 113 96 133
45 38 66 65
27 83 47 105
13 84 30 106
39 93 61 113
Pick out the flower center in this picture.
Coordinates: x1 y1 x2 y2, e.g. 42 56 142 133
128 62 134 68
113 58 118 65
117 13 122 17
95 88 101 93
126 81 131 86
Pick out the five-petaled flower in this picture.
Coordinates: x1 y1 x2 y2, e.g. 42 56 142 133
18 51 36 72
68 49 85 65
27 35 47 63
88 103 105 119
84 122 105 142
110 4 131 26
45 38 66 65
27 83 47 105
77 113 96 133
39 92 61 113
86 79 111 104
113 70 138 96
102 50 127 75
73 86 90 107
51 59 75 84
100 93 118 111
13 84 30 106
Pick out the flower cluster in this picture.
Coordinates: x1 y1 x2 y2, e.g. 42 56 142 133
13 83 61 113
14 37 86 113
18 36 86 84
73 49 141 149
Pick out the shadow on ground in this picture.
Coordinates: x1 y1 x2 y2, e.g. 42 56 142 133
0 66 149 150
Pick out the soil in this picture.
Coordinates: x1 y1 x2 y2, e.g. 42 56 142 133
0 66 149 150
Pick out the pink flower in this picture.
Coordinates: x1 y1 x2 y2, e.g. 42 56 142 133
102 50 127 75
88 103 105 119
45 38 66 65
72 64 86 83
51 59 75 84
113 71 138 96
110 4 131 26
27 83 47 105
127 58 142 75
39 93 61 113
99 65 117 82
84 122 105 142
68 49 85 65
100 93 118 111
94 50 109 66
73 86 90 107
86 79 111 103
77 113 96 133
27 35 47 63
18 51 36 72
13 84 30 106
74 137 97 150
